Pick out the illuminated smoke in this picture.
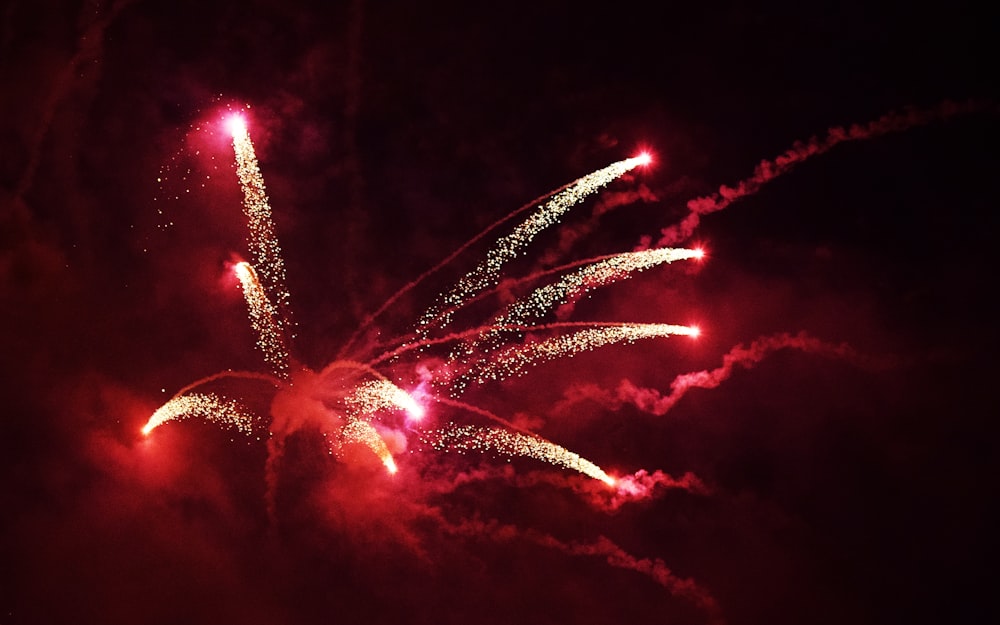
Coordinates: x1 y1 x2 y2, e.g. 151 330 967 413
233 261 289 378
649 100 986 248
422 423 616 485
142 393 255 436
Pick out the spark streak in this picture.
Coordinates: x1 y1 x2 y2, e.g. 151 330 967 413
466 323 700 385
234 261 289 377
420 155 652 329
142 393 255 436
422 423 616 485
229 114 293 330
493 246 701 330
345 379 425 420
341 419 397 474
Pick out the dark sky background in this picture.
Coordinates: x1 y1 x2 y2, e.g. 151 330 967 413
1 1 997 624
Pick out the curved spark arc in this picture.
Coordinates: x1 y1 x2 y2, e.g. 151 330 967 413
499 247 702 327
341 419 398 474
234 261 290 378
361 247 701 359
143 393 256 436
422 423 616 486
418 154 653 331
451 247 703 360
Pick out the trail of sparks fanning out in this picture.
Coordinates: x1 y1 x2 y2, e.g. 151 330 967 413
233 261 289 378
455 247 703 357
419 154 652 330
422 423 615 486
143 393 255 436
228 114 293 330
463 323 699 386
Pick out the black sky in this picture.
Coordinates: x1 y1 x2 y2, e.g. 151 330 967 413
1 1 997 624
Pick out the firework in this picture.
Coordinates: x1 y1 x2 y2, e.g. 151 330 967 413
146 118 689 486
422 423 615 486
233 261 289 377
345 379 425 420
454 247 703 357
341 419 398 474
463 322 700 386
419 154 653 330
142 393 255 436
228 113 293 330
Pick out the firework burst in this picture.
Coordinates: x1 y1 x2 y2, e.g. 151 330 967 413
141 103 977 622
143 113 698 492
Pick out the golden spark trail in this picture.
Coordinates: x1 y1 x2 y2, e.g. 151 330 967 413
419 155 652 330
345 379 424 419
340 161 644 359
142 393 256 436
467 323 699 385
422 423 615 485
453 247 702 359
234 261 289 378
229 116 293 330
341 419 398 474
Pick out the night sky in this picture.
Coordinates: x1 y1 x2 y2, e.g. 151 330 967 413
1 1 997 624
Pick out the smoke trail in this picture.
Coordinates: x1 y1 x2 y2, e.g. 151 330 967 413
342 0 368 321
444 517 723 623
557 331 890 416
647 100 987 248
435 464 709 511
